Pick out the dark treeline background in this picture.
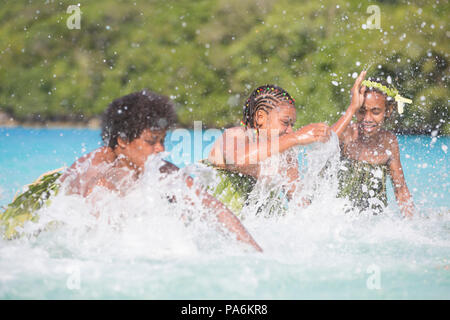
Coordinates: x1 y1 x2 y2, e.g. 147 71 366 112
0 0 448 134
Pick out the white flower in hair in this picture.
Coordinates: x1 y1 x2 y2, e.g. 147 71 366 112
394 95 412 114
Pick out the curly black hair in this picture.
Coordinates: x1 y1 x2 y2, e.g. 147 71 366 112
101 89 177 149
242 84 295 128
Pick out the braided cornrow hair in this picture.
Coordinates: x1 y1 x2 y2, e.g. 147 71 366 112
242 84 296 128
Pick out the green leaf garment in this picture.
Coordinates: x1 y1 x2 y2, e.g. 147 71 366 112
337 158 388 214
0 170 62 239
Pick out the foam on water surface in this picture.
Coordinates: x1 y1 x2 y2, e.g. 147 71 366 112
0 130 449 299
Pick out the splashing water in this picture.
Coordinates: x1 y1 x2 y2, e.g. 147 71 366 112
0 134 449 299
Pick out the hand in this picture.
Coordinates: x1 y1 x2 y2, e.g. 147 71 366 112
350 70 367 111
294 123 331 145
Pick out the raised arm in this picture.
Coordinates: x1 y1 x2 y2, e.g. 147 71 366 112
387 135 414 217
331 70 367 139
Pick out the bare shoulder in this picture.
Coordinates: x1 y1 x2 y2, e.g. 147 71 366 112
379 130 399 150
382 130 398 144
341 123 358 144
380 131 401 163
69 146 115 168
61 146 115 191
89 146 116 165
223 126 245 138
209 126 244 164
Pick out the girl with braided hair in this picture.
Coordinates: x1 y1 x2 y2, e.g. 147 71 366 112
206 84 332 215
331 71 414 217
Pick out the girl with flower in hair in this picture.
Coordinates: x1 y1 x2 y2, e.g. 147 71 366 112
331 71 414 217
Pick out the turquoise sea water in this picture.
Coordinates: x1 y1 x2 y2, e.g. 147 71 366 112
1 128 448 209
0 127 449 299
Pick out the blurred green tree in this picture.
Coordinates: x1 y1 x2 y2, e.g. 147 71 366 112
0 0 448 134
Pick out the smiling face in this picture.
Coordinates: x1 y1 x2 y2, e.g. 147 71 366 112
356 91 389 137
255 102 297 136
116 129 166 171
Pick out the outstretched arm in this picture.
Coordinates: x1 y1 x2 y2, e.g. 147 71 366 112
209 123 330 178
388 136 414 217
198 187 263 252
161 161 263 252
331 70 367 139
